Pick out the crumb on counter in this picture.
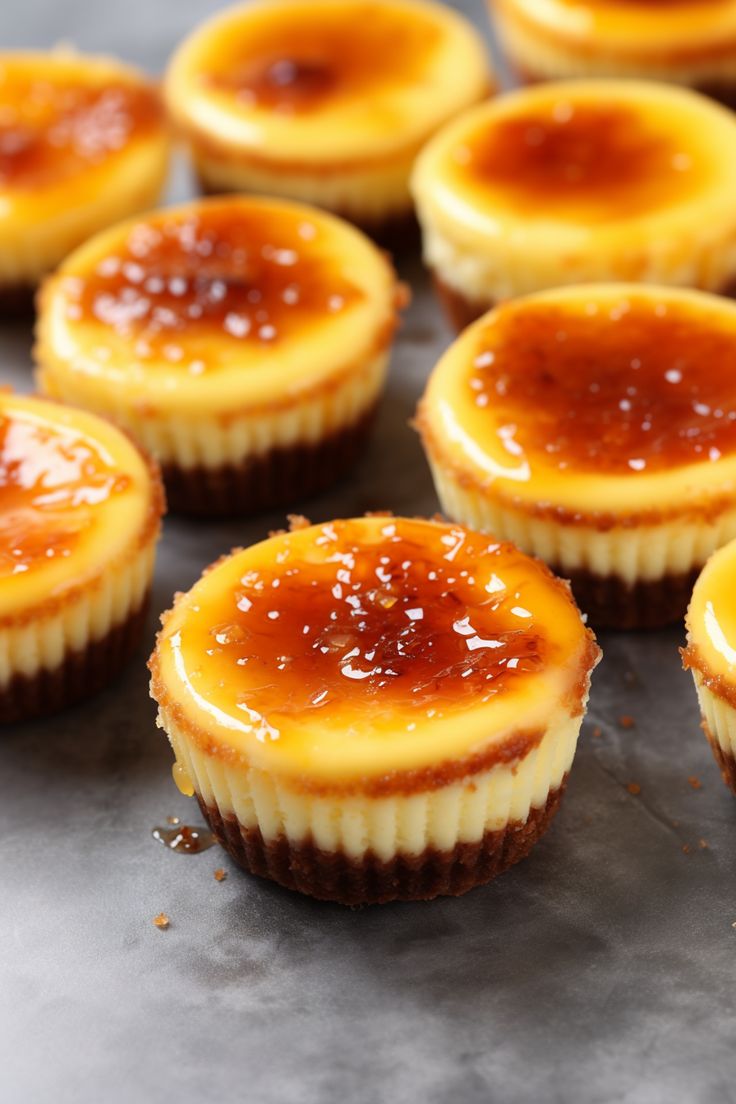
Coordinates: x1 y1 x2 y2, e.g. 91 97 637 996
688 776 703 790
592 726 602 738
618 715 635 729
166 815 181 825
627 782 641 795
153 912 170 930
214 868 227 882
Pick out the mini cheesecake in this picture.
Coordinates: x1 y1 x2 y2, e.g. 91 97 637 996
149 515 599 905
0 393 164 723
491 0 736 107
0 50 170 310
417 284 736 629
164 0 492 234
411 80 736 330
35 196 403 516
684 540 736 793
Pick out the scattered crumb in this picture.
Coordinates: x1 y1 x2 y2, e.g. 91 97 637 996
688 776 703 791
592 726 602 739
699 839 709 850
214 868 227 882
619 715 636 729
627 782 641 796
682 844 692 855
153 912 170 930
166 815 181 826
287 514 311 531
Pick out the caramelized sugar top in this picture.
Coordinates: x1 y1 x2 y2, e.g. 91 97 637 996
468 295 736 476
177 519 554 734
459 102 705 220
202 3 442 114
0 67 162 190
63 204 363 364
0 409 130 580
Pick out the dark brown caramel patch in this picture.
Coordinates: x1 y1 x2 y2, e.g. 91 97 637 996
469 294 736 475
0 72 162 190
63 203 363 363
202 3 442 114
179 519 552 728
458 101 706 220
0 408 130 580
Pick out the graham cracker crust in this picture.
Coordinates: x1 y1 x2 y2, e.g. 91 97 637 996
199 781 567 905
563 566 700 631
161 403 378 517
1 594 150 724
431 273 491 332
702 721 736 795
0 283 36 321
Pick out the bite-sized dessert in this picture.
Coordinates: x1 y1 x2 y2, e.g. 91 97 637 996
411 80 736 330
0 393 164 723
35 195 403 516
150 515 599 905
164 0 492 235
683 541 736 794
417 284 736 630
491 0 736 107
0 50 170 312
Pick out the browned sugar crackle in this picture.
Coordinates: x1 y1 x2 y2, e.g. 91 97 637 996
0 594 150 724
562 566 700 630
702 721 736 795
199 782 567 905
161 402 378 517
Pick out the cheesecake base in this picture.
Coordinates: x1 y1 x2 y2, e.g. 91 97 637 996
564 569 697 631
1 593 150 724
432 273 492 331
702 721 736 795
199 781 566 905
564 566 699 630
161 404 378 517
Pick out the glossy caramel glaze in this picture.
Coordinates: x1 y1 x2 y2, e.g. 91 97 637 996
0 407 130 580
62 203 364 361
468 294 736 475
202 3 442 114
174 519 556 733
0 68 163 191
459 102 706 220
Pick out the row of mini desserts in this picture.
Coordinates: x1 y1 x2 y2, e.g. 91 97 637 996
27 187 736 633
0 0 493 302
2 390 735 906
8 9 736 312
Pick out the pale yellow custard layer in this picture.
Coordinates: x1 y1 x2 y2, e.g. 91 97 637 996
0 394 163 684
165 0 492 169
150 516 598 794
412 81 736 303
0 51 170 287
35 196 400 466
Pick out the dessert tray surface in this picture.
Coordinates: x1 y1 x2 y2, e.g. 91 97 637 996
2 2 736 1102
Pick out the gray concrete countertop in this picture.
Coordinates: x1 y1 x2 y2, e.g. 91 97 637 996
2 3 735 1102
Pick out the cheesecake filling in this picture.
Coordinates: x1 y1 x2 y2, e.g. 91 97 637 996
151 516 598 855
413 83 736 303
0 395 161 686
